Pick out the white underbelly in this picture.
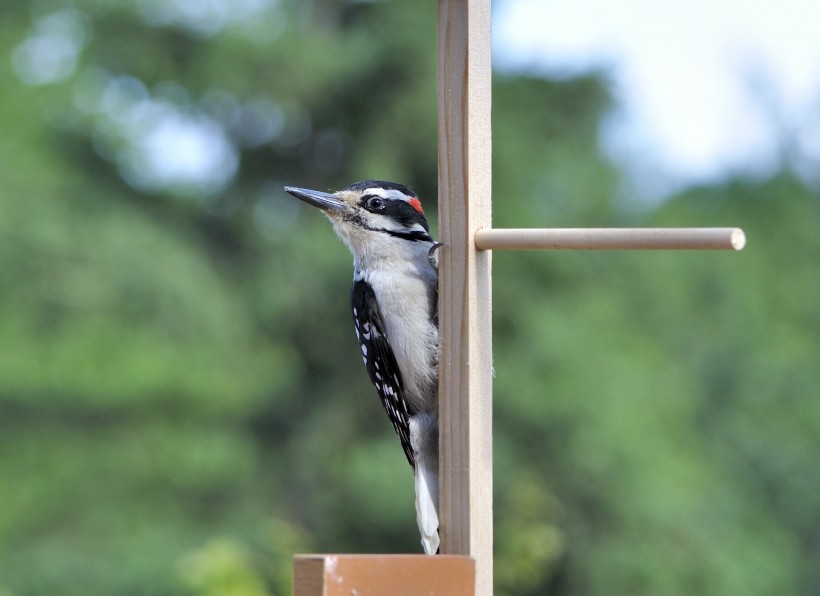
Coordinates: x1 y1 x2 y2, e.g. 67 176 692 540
365 266 437 411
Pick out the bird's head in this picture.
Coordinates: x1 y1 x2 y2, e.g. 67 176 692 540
285 180 434 260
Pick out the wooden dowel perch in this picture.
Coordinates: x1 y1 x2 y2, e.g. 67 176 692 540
475 227 746 251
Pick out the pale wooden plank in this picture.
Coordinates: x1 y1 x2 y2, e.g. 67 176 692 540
437 0 493 595
475 227 747 251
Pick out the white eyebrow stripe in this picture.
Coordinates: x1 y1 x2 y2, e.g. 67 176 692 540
365 188 411 202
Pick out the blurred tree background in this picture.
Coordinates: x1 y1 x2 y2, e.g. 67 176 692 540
1 0 818 594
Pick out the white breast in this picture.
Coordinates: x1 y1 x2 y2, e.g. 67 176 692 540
355 242 438 412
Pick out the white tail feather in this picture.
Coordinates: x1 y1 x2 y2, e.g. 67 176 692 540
415 459 440 555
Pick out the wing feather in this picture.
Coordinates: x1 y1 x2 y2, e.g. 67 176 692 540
351 280 415 468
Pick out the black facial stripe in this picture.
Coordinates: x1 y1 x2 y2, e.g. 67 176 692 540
360 198 430 233
347 213 432 242
381 229 433 242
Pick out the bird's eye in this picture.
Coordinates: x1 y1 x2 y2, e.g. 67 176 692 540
365 196 385 211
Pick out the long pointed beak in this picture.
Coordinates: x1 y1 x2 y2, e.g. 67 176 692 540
284 186 347 213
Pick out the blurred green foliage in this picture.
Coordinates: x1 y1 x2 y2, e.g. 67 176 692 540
1 1 818 594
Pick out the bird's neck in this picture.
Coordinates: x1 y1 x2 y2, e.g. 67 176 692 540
352 238 434 275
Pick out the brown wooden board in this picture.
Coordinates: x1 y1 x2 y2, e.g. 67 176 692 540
293 554 475 596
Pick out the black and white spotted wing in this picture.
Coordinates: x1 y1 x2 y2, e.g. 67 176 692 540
351 280 416 469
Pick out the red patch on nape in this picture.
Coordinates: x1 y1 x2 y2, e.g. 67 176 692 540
407 197 424 214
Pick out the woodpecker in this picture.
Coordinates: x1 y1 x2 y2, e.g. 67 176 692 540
285 180 440 555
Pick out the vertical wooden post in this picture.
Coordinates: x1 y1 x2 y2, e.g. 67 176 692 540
437 0 493 594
